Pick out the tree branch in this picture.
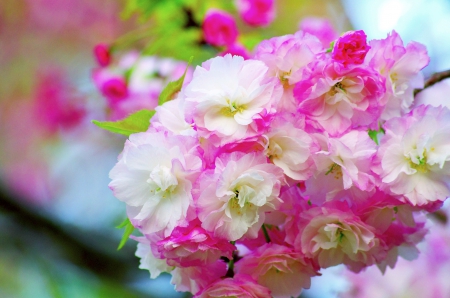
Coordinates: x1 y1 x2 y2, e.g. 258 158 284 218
414 69 450 96
0 184 141 283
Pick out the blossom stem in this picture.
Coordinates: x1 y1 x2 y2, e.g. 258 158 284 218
225 250 237 278
261 224 271 243
414 69 450 96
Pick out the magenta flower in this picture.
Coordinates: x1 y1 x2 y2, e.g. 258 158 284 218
100 77 128 106
332 30 370 66
203 10 239 47
236 0 275 27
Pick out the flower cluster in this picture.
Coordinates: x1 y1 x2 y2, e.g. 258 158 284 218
93 52 191 120
108 29 450 297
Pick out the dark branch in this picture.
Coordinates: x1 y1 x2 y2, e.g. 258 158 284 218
0 183 141 283
414 69 450 96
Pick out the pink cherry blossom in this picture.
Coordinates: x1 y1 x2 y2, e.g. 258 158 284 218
365 30 429 120
184 54 281 146
332 30 370 66
197 151 284 241
235 243 318 298
195 274 271 298
263 115 317 181
134 237 172 279
151 97 196 137
109 131 202 236
100 77 129 106
203 10 238 47
288 203 385 271
303 130 378 204
171 261 227 294
236 0 275 27
373 104 450 206
254 31 323 112
156 218 235 267
294 57 386 135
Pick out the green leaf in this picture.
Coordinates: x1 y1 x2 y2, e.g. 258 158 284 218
368 124 385 145
158 56 193 106
92 109 155 136
117 218 135 250
326 40 335 53
368 129 379 145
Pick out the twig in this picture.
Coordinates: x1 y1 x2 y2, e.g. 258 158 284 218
414 69 450 96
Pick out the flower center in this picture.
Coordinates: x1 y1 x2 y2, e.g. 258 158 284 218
325 163 343 180
328 81 346 96
324 223 345 243
221 99 246 117
267 140 283 160
278 70 292 88
147 165 178 197
390 72 398 84
409 150 429 173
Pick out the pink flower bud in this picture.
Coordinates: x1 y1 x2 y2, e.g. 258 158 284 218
93 43 111 67
203 10 238 47
101 77 128 106
236 0 275 27
332 30 370 65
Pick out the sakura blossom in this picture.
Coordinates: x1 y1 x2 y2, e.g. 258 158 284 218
332 30 370 66
374 104 450 206
185 54 281 146
303 130 378 204
235 243 318 298
197 152 284 241
294 57 386 135
292 204 385 272
365 30 429 120
109 131 202 236
255 31 323 112
134 236 173 279
171 261 227 294
235 0 275 27
202 10 239 47
155 219 235 267
263 116 317 181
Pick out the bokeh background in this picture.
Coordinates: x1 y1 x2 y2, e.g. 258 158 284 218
1 0 450 297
